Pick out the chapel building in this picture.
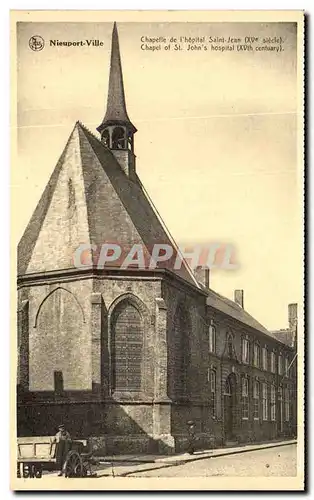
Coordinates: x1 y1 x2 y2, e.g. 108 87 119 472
17 23 297 454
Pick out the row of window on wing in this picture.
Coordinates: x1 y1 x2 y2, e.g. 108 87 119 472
208 324 291 375
241 378 290 422
102 127 134 151
207 369 290 422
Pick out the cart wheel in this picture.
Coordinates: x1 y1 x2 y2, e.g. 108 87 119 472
64 450 85 478
22 464 30 478
34 464 42 478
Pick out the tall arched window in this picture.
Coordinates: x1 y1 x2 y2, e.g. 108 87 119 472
111 301 143 392
209 369 216 417
173 305 190 396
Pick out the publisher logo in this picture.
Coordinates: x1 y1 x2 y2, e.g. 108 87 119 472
29 35 45 52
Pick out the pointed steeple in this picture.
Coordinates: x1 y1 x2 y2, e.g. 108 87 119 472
97 22 136 136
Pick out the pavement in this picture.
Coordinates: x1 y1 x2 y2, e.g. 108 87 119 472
44 438 297 478
123 443 298 478
98 438 297 465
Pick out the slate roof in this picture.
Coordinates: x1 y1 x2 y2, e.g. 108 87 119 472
203 285 292 344
97 22 136 134
18 21 290 347
270 329 294 347
18 121 198 287
17 120 291 345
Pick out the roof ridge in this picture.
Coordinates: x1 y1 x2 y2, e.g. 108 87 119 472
207 287 243 312
77 121 103 144
76 122 93 250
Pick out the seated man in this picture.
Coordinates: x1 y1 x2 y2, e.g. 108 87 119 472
53 424 71 476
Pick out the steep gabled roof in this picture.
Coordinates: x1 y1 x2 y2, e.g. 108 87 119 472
205 286 289 343
18 121 198 287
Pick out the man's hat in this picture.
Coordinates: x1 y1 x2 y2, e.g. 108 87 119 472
187 420 194 425
58 424 65 429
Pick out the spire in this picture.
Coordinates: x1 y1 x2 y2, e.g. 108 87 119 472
97 22 136 135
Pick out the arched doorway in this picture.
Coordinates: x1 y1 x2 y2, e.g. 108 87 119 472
223 373 237 440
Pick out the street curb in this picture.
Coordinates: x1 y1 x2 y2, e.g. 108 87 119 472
160 440 297 465
115 441 297 477
99 440 297 466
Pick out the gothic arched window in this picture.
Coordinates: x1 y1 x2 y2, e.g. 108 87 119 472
173 305 190 396
112 127 126 149
224 377 232 396
111 301 143 392
209 369 216 417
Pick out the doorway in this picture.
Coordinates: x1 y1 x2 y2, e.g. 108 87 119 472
223 374 236 440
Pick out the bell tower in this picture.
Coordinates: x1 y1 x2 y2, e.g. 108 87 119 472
97 22 137 178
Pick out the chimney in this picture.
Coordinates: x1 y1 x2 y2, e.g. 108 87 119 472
194 266 210 288
234 289 244 309
288 303 298 330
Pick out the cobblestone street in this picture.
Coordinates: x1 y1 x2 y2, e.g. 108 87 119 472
105 444 297 478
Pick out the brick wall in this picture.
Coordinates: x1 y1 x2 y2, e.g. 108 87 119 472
17 270 297 454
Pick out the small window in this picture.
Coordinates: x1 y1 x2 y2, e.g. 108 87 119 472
270 385 276 421
285 357 289 376
278 354 283 375
224 377 232 396
227 335 234 358
242 337 249 364
270 352 276 373
253 343 260 368
253 380 260 420
284 387 290 421
242 377 249 420
278 385 283 400
262 347 268 371
209 322 216 353
262 383 268 421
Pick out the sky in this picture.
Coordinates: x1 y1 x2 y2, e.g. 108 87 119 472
13 19 303 330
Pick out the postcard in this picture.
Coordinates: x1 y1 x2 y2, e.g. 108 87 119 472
11 10 304 491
